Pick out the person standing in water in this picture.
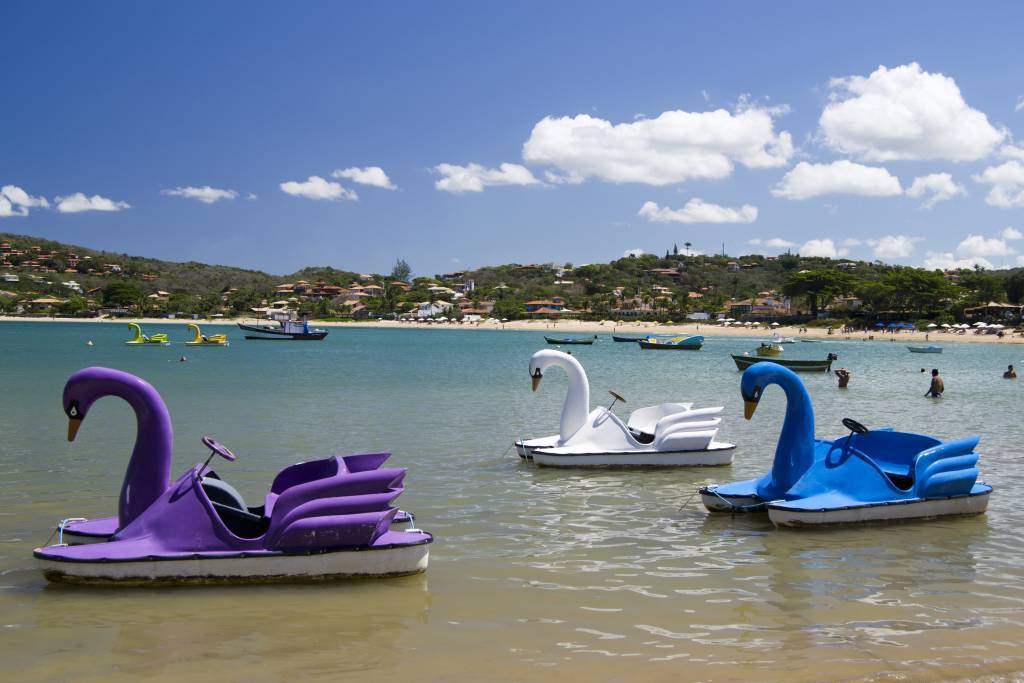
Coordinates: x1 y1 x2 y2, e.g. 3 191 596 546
1004 364 1017 379
925 368 944 397
835 368 851 388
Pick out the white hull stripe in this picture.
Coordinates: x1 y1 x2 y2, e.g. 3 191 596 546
768 491 991 527
37 543 430 585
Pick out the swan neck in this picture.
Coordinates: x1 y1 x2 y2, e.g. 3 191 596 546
558 357 590 442
770 375 815 493
106 381 173 527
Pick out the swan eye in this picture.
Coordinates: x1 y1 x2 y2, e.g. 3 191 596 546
68 401 79 418
532 368 542 378
751 387 762 401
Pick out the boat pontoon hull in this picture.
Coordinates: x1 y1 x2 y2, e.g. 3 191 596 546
767 488 991 526
531 443 735 467
36 537 431 585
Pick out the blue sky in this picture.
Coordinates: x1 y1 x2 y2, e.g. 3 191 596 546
3 2 1024 276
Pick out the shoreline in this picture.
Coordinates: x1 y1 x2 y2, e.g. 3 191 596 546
2 315 1021 345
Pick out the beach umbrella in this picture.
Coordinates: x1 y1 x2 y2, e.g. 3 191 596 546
875 322 885 327
973 321 987 327
771 322 780 327
744 321 752 326
940 323 950 328
927 323 938 328
992 323 1005 329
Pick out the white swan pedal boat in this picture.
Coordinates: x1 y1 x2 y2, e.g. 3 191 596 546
514 350 735 467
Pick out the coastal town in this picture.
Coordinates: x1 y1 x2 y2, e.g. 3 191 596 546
2 232 1023 330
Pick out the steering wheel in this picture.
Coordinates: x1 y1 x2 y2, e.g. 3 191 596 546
202 435 236 462
841 418 869 434
608 390 626 404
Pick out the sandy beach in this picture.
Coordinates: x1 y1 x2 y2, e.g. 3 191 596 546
2 314 1021 344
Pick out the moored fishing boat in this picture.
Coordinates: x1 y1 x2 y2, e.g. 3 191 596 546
239 310 328 340
637 335 704 350
544 335 597 345
731 354 835 372
699 363 991 526
612 335 645 342
908 345 943 353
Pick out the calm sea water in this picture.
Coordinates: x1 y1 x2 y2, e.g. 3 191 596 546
2 322 1024 682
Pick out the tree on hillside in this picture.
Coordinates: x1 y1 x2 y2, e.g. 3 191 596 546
1004 270 1024 304
102 281 143 307
959 268 1005 305
390 258 412 282
858 269 958 314
782 270 858 314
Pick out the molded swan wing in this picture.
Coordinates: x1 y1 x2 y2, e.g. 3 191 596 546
913 437 981 498
265 467 406 550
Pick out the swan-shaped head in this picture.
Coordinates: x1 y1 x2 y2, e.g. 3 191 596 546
528 349 574 391
739 362 801 420
62 367 158 441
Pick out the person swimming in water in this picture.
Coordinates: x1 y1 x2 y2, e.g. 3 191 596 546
1004 364 1017 379
924 368 944 397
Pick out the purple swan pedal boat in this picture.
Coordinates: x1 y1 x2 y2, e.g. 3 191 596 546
35 367 431 585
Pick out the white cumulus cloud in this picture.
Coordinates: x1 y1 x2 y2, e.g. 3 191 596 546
330 166 396 190
819 62 1006 162
866 234 922 259
161 186 238 204
55 192 130 213
772 160 902 200
638 198 757 224
280 176 356 201
1002 227 1023 240
0 185 49 217
973 161 1024 208
799 238 844 258
748 237 798 250
1000 144 1024 161
905 173 965 208
521 104 793 186
433 162 539 193
622 248 646 258
956 233 1015 258
923 252 996 270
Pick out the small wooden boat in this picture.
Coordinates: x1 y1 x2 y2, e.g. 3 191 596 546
612 335 644 342
731 354 834 372
907 345 943 354
544 335 597 345
756 343 783 357
638 335 703 350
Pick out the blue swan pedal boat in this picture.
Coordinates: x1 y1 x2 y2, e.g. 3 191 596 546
699 362 991 526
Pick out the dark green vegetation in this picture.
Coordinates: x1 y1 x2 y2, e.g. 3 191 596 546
2 231 1022 324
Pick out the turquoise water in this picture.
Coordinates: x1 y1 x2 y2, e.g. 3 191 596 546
2 322 1024 681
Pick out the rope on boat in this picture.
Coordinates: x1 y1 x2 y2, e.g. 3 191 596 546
708 488 766 512
677 489 700 511
46 517 88 546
